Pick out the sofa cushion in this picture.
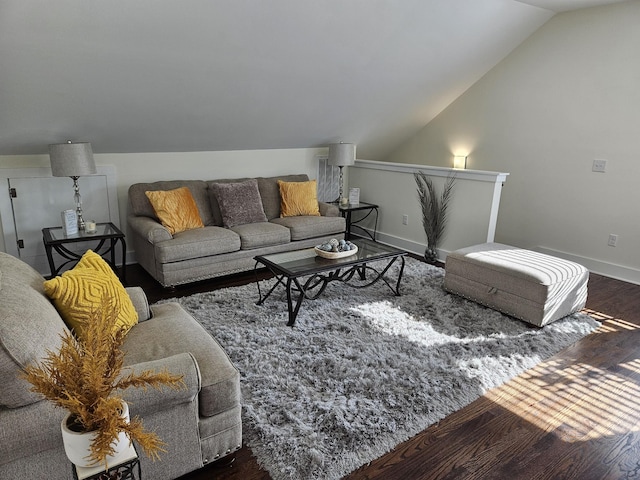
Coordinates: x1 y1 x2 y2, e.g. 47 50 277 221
43 250 138 341
0 252 69 408
277 179 321 217
145 187 205 235
210 179 268 228
154 226 241 263
207 178 251 226
121 302 241 418
129 180 214 226
257 174 309 220
270 215 346 241
230 222 291 250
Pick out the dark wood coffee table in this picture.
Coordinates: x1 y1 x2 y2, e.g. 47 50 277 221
254 238 407 326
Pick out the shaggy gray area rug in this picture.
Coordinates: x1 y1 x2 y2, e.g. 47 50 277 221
163 257 600 480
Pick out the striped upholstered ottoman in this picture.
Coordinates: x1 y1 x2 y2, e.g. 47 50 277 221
443 243 589 327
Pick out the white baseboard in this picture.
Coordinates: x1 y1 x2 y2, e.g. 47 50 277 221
125 251 136 267
536 246 640 286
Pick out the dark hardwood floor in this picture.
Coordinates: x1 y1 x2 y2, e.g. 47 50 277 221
127 263 640 480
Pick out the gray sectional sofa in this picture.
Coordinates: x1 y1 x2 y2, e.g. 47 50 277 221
128 174 346 287
0 251 241 480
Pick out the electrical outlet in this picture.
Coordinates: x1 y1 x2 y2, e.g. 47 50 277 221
608 234 618 247
402 214 409 226
593 159 607 173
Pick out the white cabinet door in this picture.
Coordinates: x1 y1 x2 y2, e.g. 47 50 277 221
1 166 120 275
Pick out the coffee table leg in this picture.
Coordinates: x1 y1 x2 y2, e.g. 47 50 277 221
286 278 307 327
395 256 406 295
358 265 366 281
342 256 405 296
378 256 405 296
255 262 288 306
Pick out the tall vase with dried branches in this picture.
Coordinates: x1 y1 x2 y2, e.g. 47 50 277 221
414 171 456 264
21 297 184 468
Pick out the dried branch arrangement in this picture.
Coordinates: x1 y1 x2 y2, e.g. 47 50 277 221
414 171 456 263
21 297 184 466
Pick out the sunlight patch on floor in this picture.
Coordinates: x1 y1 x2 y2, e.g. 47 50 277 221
485 312 640 442
582 308 637 332
620 358 640 375
351 300 534 349
351 300 461 348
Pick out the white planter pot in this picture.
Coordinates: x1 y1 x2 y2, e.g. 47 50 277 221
61 401 131 468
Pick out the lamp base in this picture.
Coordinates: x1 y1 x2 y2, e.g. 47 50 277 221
77 211 86 231
72 176 86 231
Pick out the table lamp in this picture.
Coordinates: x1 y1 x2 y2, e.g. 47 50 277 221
328 143 356 205
49 141 97 231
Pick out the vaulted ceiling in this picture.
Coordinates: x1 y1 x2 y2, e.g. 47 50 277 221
0 0 628 159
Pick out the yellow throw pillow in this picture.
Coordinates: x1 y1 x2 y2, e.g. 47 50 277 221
278 180 321 217
145 187 204 235
43 250 138 342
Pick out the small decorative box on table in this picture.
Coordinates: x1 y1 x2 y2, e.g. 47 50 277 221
72 443 141 480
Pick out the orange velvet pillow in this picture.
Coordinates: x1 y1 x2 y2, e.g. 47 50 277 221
145 187 204 234
277 180 321 217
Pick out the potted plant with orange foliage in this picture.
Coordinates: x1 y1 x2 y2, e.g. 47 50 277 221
21 297 184 469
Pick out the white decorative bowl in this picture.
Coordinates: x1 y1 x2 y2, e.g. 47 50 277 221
314 245 358 259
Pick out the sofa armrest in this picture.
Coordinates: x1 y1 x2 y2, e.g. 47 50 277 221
0 400 64 465
0 353 201 466
122 353 201 416
319 202 340 217
128 215 172 244
126 287 151 321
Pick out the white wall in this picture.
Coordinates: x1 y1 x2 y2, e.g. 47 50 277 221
386 1 640 284
348 161 508 259
0 148 325 256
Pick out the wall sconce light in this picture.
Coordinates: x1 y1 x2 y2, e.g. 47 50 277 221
328 142 356 205
453 155 467 169
49 141 97 231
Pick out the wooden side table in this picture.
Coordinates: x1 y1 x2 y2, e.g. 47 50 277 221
72 444 141 480
42 222 126 282
338 202 379 241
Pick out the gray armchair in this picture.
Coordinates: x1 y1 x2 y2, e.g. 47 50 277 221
0 251 241 479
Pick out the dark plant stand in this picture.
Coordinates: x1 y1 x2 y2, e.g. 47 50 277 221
72 444 141 480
